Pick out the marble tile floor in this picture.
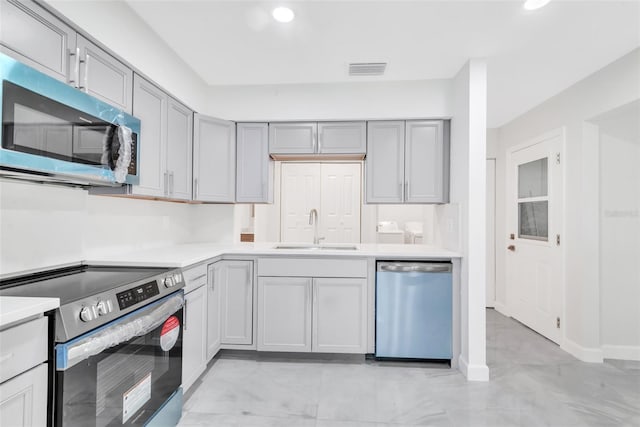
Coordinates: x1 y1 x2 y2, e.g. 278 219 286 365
178 309 640 426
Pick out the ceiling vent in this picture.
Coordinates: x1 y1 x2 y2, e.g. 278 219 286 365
348 62 387 76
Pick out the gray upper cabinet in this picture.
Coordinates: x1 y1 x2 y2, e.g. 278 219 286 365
76 35 133 113
236 123 272 203
0 1 133 113
269 122 317 154
405 120 448 203
318 122 366 154
365 121 405 203
269 121 366 155
366 120 449 204
132 74 193 201
132 75 166 198
166 98 193 201
0 0 76 83
193 114 236 203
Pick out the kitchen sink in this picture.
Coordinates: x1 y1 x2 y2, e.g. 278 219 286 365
273 244 358 251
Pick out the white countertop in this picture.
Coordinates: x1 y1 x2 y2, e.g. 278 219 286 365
86 242 461 269
0 296 59 328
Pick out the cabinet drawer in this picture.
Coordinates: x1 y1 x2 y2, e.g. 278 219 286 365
0 317 47 383
183 264 208 293
258 258 367 278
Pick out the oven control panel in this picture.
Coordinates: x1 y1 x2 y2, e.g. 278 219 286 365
116 281 160 310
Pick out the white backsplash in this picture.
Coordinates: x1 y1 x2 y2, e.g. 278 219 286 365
0 180 236 275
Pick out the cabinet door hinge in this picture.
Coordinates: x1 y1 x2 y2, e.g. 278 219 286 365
557 317 561 329
556 234 561 246
556 152 561 164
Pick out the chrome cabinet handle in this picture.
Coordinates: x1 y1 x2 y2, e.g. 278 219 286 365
405 181 409 200
84 54 90 93
318 131 322 153
68 47 80 87
169 171 174 195
312 132 317 153
164 172 169 196
194 178 199 199
183 298 188 331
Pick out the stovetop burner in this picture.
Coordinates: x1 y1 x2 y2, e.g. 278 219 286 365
0 264 172 304
0 263 185 342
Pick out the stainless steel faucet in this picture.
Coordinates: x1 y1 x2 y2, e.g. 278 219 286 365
308 208 324 245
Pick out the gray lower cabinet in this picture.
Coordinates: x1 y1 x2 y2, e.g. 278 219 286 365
0 0 76 83
206 263 222 361
76 34 133 113
236 123 272 203
132 74 192 200
193 114 236 202
318 121 366 154
182 272 208 393
218 260 254 346
0 364 47 427
0 316 48 427
366 120 449 204
257 276 367 354
257 276 312 352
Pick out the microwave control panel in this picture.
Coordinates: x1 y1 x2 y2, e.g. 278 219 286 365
117 281 160 310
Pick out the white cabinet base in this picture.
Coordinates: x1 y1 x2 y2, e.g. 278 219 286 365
313 278 367 353
0 364 47 427
257 277 312 352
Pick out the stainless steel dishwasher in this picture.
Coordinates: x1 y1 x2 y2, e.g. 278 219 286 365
375 261 452 361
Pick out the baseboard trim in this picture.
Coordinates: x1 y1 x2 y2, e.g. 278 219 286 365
602 344 640 361
562 338 604 363
458 355 490 381
493 301 509 317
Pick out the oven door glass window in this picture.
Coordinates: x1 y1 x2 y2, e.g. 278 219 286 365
57 310 182 427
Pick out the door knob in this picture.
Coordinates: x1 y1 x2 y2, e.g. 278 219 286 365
507 245 516 252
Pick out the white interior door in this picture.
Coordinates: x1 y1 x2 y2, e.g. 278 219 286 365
486 159 496 307
320 163 361 243
280 163 321 242
280 163 361 244
506 131 563 344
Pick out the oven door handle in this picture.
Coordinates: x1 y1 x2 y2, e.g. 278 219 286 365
56 293 184 371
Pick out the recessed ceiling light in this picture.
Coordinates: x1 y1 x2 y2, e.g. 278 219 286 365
524 0 551 10
272 7 294 23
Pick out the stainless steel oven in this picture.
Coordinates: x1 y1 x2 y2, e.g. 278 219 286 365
55 292 183 426
0 264 185 427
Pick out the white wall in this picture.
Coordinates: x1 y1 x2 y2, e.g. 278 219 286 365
0 1 237 275
595 101 640 359
445 59 489 381
494 48 640 361
45 0 209 113
0 180 235 275
208 80 452 121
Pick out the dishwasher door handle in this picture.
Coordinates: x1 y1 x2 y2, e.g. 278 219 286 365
377 262 452 273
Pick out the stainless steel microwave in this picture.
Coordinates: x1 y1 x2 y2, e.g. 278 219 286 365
0 52 140 186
